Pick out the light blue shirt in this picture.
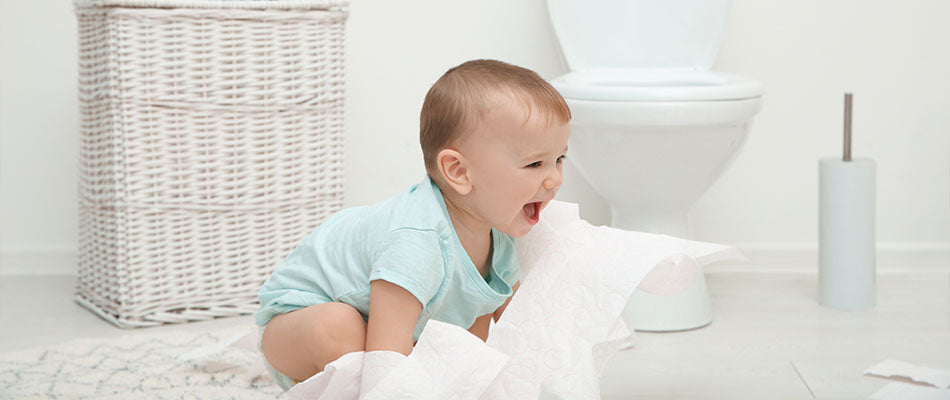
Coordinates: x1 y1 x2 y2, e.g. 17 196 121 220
255 175 521 340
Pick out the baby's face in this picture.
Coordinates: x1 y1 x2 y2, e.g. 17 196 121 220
458 98 570 238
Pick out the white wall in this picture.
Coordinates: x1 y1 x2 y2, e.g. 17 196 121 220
1 0 948 274
696 0 949 267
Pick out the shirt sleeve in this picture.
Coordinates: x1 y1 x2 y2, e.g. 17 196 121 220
369 228 445 307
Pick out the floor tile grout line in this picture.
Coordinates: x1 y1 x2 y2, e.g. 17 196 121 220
790 360 817 399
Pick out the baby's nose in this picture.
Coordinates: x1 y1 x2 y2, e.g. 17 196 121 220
543 170 563 191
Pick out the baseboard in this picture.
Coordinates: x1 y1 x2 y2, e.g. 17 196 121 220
710 242 950 273
2 242 947 276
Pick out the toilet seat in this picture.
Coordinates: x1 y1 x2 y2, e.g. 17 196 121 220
551 69 764 102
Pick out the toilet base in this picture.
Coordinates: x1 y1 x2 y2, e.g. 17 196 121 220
612 210 692 239
623 271 713 332
611 210 713 332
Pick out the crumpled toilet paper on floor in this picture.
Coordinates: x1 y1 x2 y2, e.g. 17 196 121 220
199 200 744 399
865 359 950 389
865 359 950 400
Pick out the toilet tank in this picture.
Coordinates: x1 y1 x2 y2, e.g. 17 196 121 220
546 0 732 71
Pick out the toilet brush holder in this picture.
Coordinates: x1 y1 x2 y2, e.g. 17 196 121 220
818 93 876 310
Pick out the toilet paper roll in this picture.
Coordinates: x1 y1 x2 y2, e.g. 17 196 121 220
819 157 876 310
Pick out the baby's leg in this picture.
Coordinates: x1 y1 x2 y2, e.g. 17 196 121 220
261 302 367 381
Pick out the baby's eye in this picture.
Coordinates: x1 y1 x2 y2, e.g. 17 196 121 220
526 161 542 168
556 155 567 164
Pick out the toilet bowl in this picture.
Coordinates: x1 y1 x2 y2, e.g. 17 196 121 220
546 0 764 331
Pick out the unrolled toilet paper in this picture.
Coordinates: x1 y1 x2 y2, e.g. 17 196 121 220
271 200 744 399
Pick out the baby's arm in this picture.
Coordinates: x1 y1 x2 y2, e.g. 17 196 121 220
493 281 521 322
468 281 522 341
468 314 491 341
365 279 423 356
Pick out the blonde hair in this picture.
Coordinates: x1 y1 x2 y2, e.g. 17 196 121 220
419 59 571 174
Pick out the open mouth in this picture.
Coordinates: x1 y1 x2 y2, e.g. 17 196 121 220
522 201 542 225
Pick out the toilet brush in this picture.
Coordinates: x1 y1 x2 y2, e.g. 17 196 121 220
818 93 876 310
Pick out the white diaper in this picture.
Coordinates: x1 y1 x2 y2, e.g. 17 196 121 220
257 325 298 391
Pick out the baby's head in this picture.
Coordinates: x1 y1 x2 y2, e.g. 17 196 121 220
420 59 571 238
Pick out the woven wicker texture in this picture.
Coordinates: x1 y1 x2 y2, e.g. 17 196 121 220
75 1 347 327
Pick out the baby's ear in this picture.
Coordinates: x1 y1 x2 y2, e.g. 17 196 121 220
436 148 472 195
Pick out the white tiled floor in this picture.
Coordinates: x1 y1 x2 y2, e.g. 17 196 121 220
599 271 950 399
1 270 948 399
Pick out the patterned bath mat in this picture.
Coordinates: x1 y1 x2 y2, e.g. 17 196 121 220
0 324 282 399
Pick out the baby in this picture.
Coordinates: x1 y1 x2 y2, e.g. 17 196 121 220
255 59 571 390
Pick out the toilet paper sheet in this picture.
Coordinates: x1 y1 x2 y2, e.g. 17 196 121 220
865 359 950 389
280 200 744 399
869 382 950 400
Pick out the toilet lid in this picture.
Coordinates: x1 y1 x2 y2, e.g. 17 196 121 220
546 0 733 70
550 69 764 102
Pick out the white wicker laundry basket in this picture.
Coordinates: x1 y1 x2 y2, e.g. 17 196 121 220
74 0 348 327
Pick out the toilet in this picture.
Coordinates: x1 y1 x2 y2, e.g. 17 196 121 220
545 0 764 331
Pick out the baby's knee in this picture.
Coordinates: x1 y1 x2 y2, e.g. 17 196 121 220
313 303 366 355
